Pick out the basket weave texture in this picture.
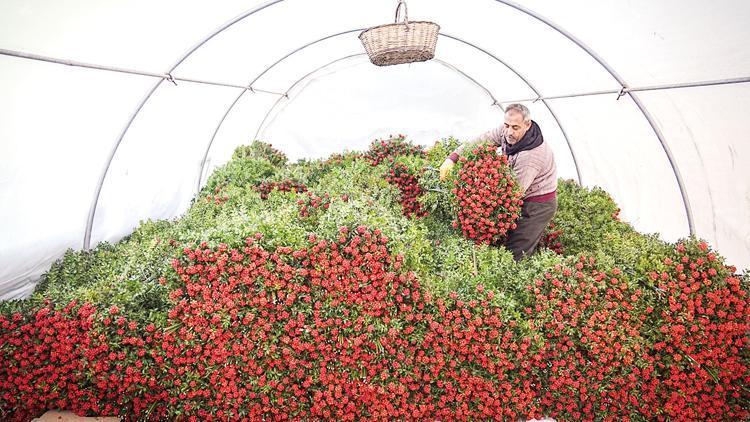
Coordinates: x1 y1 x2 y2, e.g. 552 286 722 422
359 2 439 66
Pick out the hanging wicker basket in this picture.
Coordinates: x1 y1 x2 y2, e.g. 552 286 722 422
359 0 439 67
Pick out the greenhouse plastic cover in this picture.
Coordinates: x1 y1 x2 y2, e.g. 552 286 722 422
1 0 749 300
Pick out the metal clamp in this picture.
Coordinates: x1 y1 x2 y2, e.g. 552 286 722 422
165 73 177 86
616 86 627 100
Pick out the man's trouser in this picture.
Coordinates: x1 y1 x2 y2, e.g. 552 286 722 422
505 198 557 261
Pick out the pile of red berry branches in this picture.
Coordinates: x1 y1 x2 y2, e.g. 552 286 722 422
1 236 747 420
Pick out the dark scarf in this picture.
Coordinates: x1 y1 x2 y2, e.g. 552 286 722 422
504 120 543 156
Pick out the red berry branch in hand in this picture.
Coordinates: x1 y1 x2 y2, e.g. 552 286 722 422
451 144 523 245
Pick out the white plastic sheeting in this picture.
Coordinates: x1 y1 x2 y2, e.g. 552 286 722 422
1 0 749 299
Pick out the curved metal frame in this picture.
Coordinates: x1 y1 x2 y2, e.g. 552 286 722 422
87 0 695 249
196 30 583 194
249 54 502 152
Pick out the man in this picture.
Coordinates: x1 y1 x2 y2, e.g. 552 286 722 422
439 103 557 260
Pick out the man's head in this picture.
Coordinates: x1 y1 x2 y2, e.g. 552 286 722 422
503 103 532 145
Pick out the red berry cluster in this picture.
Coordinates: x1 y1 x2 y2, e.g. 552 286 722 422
526 258 654 419
0 301 96 421
254 180 308 200
204 184 229 205
423 291 540 419
81 307 167 419
297 192 331 218
160 227 541 419
539 222 564 254
647 240 750 420
451 144 523 245
364 135 424 166
385 162 428 218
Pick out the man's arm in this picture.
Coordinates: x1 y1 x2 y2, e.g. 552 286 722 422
440 126 505 180
450 126 505 160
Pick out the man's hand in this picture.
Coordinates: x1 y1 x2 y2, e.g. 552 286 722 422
439 159 455 181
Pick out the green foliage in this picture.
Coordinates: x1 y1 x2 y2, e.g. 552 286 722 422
551 179 672 282
201 151 276 195
234 140 288 166
552 179 625 255
29 221 177 322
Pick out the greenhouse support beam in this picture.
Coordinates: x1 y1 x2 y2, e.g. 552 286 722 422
249 54 502 147
81 0 285 250
196 30 582 194
0 48 286 95
432 59 500 105
494 0 695 235
252 54 368 144
498 76 750 103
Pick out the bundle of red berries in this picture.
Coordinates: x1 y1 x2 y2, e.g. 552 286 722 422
647 240 750 420
451 143 523 245
323 152 363 167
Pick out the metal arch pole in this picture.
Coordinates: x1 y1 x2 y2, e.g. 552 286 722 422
252 54 366 144
249 54 504 152
196 31 583 193
440 33 582 185
83 0 286 250
431 59 500 105
493 0 695 234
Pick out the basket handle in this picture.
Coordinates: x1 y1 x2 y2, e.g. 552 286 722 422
394 0 409 25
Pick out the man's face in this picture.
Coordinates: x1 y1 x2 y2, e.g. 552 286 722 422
503 111 531 144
